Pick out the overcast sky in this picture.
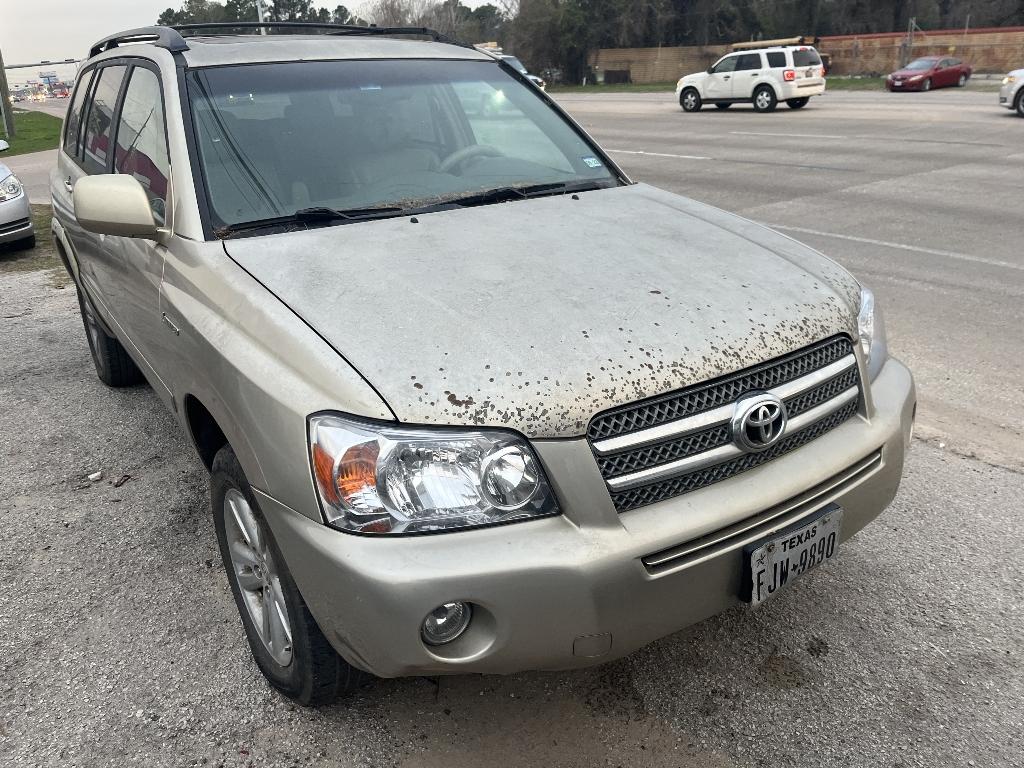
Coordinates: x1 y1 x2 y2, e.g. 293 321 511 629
3 0 439 84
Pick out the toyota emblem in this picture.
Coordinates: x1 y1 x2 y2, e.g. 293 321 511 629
731 393 788 452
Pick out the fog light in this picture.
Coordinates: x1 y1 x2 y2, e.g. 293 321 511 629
422 602 472 646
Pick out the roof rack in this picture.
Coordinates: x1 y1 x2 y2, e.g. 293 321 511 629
174 21 471 48
89 26 190 58
88 22 471 60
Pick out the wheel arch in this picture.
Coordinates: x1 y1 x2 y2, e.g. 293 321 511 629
184 394 229 471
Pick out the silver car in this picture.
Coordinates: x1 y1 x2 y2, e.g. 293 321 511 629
0 140 35 248
999 68 1024 115
50 24 916 706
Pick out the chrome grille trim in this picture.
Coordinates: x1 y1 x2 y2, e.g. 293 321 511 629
606 386 859 492
586 336 863 512
593 354 856 455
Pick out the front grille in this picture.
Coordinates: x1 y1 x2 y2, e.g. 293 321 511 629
588 336 862 513
0 217 30 235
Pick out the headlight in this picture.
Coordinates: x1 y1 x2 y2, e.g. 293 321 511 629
0 174 23 203
308 414 559 535
909 75 922 82
858 287 888 381
1004 76 1017 85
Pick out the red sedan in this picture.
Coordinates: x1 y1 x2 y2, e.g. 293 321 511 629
886 56 972 91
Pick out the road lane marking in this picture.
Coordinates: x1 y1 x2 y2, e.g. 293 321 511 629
765 224 1024 272
731 131 848 139
607 148 711 161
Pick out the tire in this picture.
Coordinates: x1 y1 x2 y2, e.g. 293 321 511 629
212 445 369 706
752 85 777 112
75 287 145 387
957 73 968 87
1015 90 1024 117
786 98 809 109
714 102 731 109
679 88 702 112
922 78 932 92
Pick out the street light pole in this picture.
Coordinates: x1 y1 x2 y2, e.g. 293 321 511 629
0 44 16 139
256 0 268 34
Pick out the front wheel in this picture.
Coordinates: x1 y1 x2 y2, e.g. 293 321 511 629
1016 90 1024 117
679 88 702 112
212 445 369 706
957 73 968 87
922 78 932 91
786 98 809 109
752 86 777 112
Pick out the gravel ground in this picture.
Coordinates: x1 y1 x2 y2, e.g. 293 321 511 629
1 261 1022 766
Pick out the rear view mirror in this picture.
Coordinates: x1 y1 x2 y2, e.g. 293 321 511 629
0 139 9 152
74 175 159 238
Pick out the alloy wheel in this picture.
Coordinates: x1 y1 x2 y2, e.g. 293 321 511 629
683 92 697 110
224 488 294 667
755 90 772 110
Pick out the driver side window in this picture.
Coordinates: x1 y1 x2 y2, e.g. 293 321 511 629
712 57 738 74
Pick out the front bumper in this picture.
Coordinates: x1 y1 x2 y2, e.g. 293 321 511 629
886 79 927 91
260 357 915 678
999 82 1019 108
0 192 33 245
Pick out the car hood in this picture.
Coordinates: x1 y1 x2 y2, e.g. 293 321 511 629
890 68 931 78
223 183 861 438
680 71 708 85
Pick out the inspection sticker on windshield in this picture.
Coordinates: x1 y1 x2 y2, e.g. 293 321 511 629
582 156 603 168
741 504 843 606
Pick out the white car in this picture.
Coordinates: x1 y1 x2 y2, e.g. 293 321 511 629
676 45 826 113
0 140 35 249
999 68 1024 115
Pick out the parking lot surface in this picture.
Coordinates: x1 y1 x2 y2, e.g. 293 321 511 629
1 90 1022 767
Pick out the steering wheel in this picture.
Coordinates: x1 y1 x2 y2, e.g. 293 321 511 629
438 144 504 174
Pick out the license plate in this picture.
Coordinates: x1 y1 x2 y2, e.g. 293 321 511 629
741 504 842 606
894 80 903 86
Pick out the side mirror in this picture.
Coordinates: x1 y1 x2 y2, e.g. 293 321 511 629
0 139 9 152
73 175 159 238
707 67 714 74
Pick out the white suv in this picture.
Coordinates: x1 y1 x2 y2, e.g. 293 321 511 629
676 46 826 113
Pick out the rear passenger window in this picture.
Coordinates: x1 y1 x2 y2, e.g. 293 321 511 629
735 54 763 71
63 69 95 157
114 67 170 224
766 52 786 68
81 65 127 174
792 49 822 67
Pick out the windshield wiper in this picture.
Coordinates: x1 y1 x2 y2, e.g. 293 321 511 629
445 180 608 209
216 205 409 238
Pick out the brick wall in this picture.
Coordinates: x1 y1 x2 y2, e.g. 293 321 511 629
589 27 1024 83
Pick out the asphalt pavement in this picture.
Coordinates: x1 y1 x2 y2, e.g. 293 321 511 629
1 89 1022 768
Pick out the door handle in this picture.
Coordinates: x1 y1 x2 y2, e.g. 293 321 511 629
723 75 731 80
751 73 758 76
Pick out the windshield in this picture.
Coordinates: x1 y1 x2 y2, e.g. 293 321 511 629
186 59 616 231
906 58 937 70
